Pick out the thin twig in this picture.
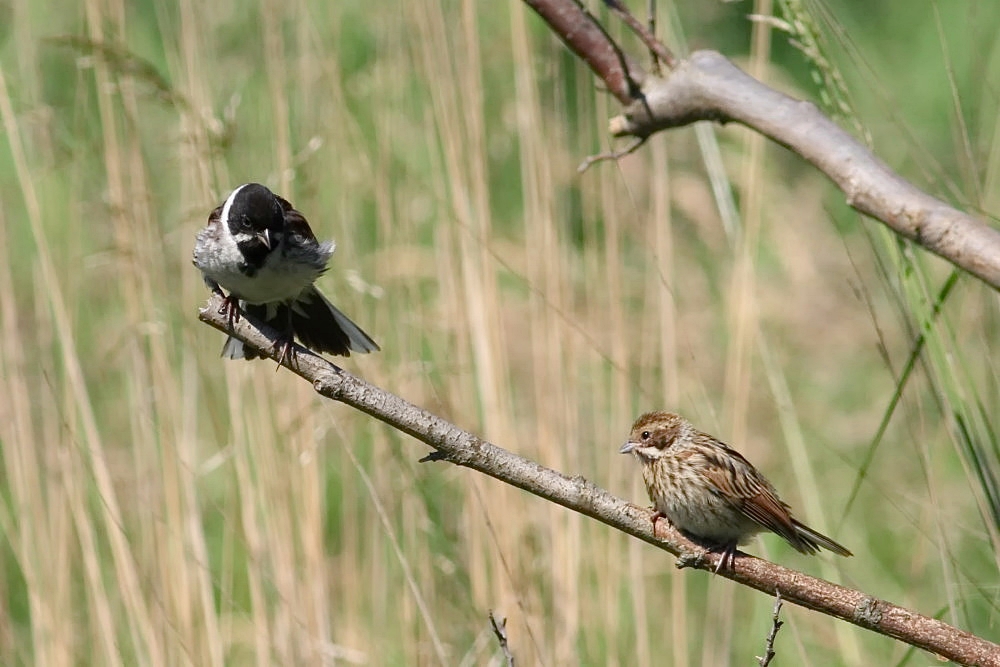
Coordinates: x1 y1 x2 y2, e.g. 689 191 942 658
757 591 784 667
602 0 677 69
646 0 661 74
489 611 515 667
577 136 647 173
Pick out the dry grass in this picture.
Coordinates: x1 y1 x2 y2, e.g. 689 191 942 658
0 0 998 664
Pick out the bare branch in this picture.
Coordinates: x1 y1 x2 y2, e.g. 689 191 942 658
606 51 1000 290
522 0 645 103
198 298 1000 667
522 0 1000 291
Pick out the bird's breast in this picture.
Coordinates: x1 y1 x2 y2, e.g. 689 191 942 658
194 234 331 304
643 457 760 544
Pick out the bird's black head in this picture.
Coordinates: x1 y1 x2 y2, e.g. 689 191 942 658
222 183 284 268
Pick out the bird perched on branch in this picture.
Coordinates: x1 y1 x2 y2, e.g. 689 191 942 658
193 183 379 362
620 411 851 571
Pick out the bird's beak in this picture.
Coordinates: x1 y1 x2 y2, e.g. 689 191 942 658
256 229 273 250
619 441 636 454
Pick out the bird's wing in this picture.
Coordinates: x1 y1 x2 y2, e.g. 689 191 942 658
697 442 810 552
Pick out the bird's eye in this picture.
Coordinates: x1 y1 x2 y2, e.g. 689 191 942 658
641 431 651 440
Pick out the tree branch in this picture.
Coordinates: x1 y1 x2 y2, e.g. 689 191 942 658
523 0 645 103
523 1 1000 291
198 297 1000 667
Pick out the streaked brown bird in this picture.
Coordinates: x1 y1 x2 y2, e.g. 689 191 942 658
620 411 852 571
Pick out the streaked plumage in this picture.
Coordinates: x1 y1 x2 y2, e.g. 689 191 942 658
620 411 851 571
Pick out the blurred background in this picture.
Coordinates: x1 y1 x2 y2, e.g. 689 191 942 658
1 0 999 664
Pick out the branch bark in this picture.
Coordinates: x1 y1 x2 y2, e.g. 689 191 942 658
198 297 1000 667
523 0 644 103
524 0 1000 291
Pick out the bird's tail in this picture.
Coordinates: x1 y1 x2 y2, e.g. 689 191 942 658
219 301 269 360
790 519 853 557
219 289 379 359
290 286 379 356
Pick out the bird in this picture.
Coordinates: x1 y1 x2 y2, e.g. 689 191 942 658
193 182 379 362
620 411 851 571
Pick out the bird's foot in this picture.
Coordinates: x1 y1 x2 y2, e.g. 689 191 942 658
272 331 298 368
650 509 667 536
218 294 242 330
709 541 740 573
673 534 741 573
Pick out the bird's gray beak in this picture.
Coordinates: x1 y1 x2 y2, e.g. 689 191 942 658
256 229 273 249
619 441 636 454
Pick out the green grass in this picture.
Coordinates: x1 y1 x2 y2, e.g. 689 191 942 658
1 0 998 664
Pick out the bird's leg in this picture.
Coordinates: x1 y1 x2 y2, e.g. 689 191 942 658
710 541 740 573
650 509 667 536
272 306 298 368
674 531 741 573
647 510 740 573
220 295 242 329
206 278 242 330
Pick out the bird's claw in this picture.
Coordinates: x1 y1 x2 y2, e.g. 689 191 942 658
219 294 242 329
711 542 740 573
273 335 298 368
650 509 667 536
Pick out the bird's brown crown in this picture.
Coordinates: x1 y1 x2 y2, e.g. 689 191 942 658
629 411 689 449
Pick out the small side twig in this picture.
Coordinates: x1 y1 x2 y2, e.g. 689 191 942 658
603 0 677 69
489 611 515 667
578 136 647 173
646 0 661 74
757 591 784 667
